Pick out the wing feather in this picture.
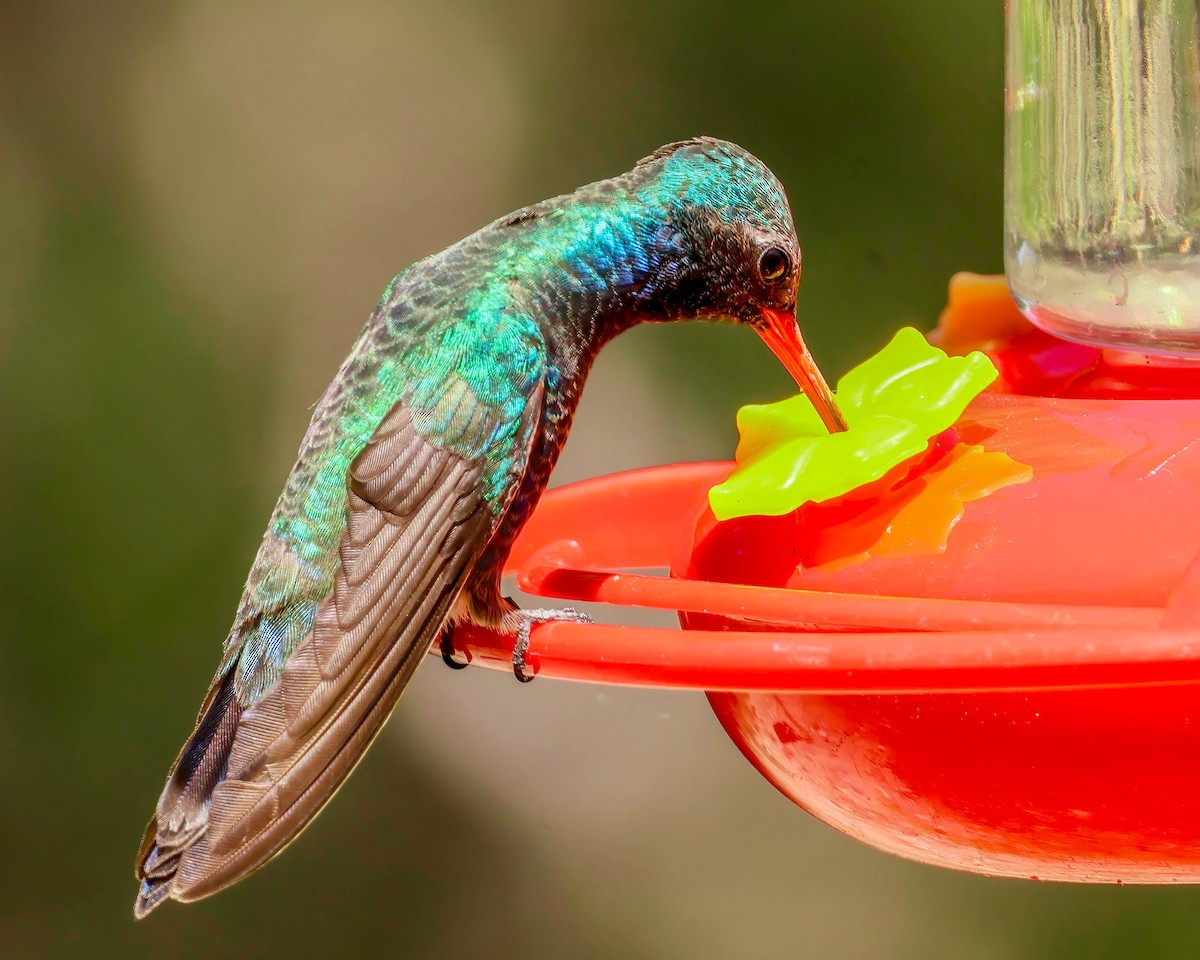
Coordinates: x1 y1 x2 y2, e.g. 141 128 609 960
136 362 546 914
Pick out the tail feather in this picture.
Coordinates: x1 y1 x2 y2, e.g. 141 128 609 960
134 668 243 917
134 873 173 920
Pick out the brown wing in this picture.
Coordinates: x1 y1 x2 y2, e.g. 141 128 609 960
136 384 543 914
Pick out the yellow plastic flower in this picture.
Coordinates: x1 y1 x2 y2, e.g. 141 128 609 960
709 327 999 520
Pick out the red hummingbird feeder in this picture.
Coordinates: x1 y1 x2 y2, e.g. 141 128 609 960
456 3 1200 884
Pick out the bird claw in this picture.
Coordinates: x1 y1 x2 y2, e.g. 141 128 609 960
439 628 470 670
506 606 592 683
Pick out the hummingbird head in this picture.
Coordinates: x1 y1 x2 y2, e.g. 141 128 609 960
628 138 846 432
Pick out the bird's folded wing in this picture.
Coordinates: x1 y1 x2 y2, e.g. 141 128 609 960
138 367 545 909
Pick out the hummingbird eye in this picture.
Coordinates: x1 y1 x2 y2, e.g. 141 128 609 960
758 246 790 283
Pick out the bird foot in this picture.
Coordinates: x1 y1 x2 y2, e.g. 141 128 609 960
503 606 592 682
439 627 470 670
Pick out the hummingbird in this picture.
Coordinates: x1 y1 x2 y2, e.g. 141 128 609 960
134 137 845 917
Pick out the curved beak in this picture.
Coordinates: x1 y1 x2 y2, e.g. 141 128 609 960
756 308 848 433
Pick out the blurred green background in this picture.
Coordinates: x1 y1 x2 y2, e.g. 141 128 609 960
2 2 1198 957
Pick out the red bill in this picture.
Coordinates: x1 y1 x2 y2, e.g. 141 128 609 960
757 307 848 433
